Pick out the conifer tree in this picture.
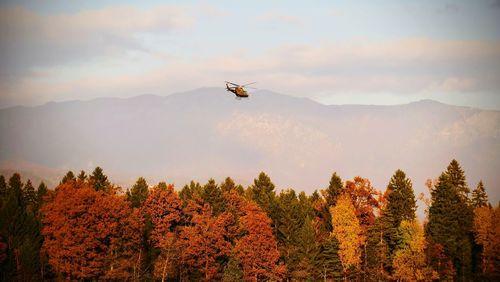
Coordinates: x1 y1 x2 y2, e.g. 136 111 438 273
201 178 224 215
89 166 110 192
77 170 87 182
322 172 344 207
220 177 244 195
60 170 75 184
247 172 279 234
127 177 149 208
294 217 320 280
320 236 343 281
36 181 48 211
0 175 6 199
23 179 37 211
427 171 472 280
471 181 488 208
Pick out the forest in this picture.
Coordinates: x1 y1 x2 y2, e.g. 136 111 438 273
0 159 498 281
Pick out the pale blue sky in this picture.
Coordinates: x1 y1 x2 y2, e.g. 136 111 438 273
0 0 499 109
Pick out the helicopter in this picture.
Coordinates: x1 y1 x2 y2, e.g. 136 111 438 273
225 81 256 98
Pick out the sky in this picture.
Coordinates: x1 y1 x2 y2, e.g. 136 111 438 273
0 0 499 109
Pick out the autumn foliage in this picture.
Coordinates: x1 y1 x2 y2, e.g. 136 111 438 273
41 181 143 280
1 160 498 281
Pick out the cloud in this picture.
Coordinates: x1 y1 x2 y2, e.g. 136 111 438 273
0 5 194 74
1 36 499 108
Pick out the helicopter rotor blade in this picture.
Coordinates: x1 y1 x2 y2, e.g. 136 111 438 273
241 82 257 87
225 81 240 86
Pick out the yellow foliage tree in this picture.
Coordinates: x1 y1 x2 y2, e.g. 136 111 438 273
330 193 362 278
392 220 438 281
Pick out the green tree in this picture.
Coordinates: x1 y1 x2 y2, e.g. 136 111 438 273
23 179 37 211
60 170 75 184
427 171 472 281
201 178 225 215
471 181 488 208
0 173 42 281
77 170 87 182
246 172 280 234
220 177 244 195
36 182 48 211
320 236 343 281
0 175 6 199
294 217 320 280
322 172 344 207
89 166 110 192
127 177 149 208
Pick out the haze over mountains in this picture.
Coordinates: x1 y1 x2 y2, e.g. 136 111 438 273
1 88 499 205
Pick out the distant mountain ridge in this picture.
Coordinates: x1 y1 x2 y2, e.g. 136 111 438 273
1 88 499 207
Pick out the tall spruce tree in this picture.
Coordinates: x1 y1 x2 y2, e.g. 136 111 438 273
60 170 75 184
320 236 343 281
427 171 472 281
89 166 110 192
127 177 149 208
323 172 344 207
201 178 224 215
23 180 37 211
471 181 488 208
0 175 6 199
295 217 320 280
77 170 87 182
246 172 279 232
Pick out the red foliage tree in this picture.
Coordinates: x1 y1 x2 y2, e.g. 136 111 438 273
230 192 287 281
41 181 143 280
141 184 183 281
345 176 380 228
177 199 232 281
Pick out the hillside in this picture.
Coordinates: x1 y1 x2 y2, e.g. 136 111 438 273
1 88 499 203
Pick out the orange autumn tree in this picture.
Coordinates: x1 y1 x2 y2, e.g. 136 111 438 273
141 184 183 281
177 199 232 281
472 205 500 277
41 181 143 281
231 193 286 281
345 176 380 227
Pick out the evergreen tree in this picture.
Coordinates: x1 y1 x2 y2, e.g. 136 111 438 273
322 172 344 207
201 178 224 215
0 175 6 199
294 217 320 280
446 159 470 200
77 170 87 182
36 181 48 211
320 236 343 281
427 172 472 281
246 172 279 234
0 173 42 281
157 181 168 190
89 166 110 192
60 170 75 184
366 216 390 281
23 179 37 211
127 177 149 208
471 181 488 208
382 169 417 267
221 177 244 195
179 181 202 205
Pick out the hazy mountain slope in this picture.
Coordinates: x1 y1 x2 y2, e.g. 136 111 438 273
1 88 499 205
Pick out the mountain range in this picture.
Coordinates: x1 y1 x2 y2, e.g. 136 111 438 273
1 88 499 207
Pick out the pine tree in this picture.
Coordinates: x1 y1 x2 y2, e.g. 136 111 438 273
322 172 344 207
294 217 320 280
23 179 37 211
247 172 279 234
36 181 48 211
382 169 417 267
446 159 469 200
77 170 87 182
0 175 6 199
366 216 390 281
471 181 488 208
427 172 472 281
220 177 244 195
89 166 110 192
60 170 75 184
127 177 149 208
201 178 224 215
320 236 343 281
